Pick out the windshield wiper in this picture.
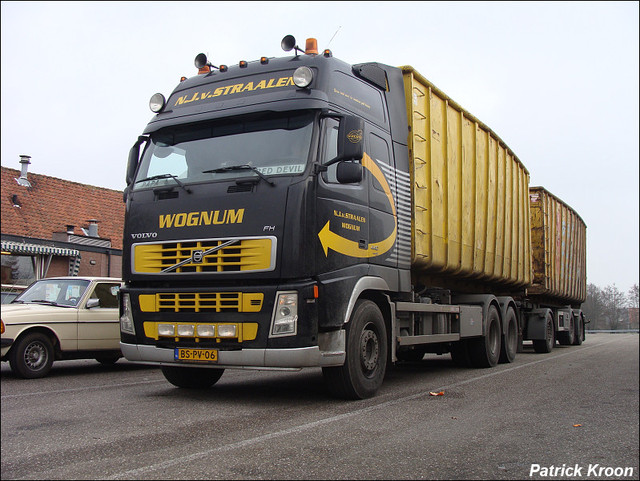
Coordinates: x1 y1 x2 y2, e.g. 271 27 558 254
135 173 192 194
28 299 64 307
203 165 275 186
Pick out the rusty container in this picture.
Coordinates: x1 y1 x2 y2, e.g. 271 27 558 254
528 187 587 305
401 66 532 293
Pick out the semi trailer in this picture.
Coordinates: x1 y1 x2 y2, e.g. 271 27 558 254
119 35 587 399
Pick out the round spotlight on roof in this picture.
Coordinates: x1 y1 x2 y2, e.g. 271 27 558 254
293 66 313 88
149 93 166 113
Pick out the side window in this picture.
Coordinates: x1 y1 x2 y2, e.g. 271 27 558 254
369 133 391 193
89 283 120 309
321 118 340 184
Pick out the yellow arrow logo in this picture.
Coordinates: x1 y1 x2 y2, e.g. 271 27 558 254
318 152 397 258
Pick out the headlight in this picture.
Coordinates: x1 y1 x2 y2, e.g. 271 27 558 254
120 293 135 335
149 93 166 113
218 324 237 338
293 67 313 88
270 291 298 337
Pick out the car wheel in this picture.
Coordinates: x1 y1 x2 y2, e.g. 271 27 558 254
9 332 55 379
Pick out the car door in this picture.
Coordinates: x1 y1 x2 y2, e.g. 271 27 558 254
77 282 122 350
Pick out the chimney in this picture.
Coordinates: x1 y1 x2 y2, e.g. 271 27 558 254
87 219 99 237
15 155 32 187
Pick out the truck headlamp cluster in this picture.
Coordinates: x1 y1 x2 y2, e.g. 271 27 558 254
293 67 313 88
120 293 135 335
149 93 166 113
270 291 298 337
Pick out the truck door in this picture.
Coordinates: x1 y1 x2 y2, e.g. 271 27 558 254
316 116 369 271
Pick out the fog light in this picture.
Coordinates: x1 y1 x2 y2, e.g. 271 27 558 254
177 324 195 337
197 324 215 337
218 324 237 338
158 324 175 336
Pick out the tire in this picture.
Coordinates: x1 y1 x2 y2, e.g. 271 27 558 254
161 366 224 389
533 312 555 353
322 300 387 400
95 354 121 365
9 332 55 379
499 307 518 364
468 305 501 368
573 314 584 345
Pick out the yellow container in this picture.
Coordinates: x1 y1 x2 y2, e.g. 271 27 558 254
402 66 532 292
528 187 587 304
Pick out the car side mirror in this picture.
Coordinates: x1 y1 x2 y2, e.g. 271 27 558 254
86 298 100 309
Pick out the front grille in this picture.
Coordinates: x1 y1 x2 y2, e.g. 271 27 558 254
133 237 275 274
139 292 264 313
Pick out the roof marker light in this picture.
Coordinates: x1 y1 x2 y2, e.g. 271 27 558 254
239 60 248 68
323 49 332 58
260 57 269 65
219 65 228 72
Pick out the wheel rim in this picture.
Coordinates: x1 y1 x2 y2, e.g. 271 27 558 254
546 318 554 347
24 341 48 371
360 323 380 376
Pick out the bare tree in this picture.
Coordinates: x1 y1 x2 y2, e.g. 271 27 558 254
601 284 628 330
628 284 639 309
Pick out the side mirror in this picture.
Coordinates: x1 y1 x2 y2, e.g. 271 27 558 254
336 161 363 184
86 298 100 309
337 116 364 162
126 136 148 185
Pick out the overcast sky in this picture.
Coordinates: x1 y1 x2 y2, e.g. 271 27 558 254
1 1 638 291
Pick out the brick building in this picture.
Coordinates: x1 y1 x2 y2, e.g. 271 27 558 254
1 158 125 288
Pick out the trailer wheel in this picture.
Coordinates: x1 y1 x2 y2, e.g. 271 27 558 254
9 332 55 379
533 312 555 353
322 300 387 399
573 314 584 345
499 307 518 363
161 366 224 389
468 305 501 368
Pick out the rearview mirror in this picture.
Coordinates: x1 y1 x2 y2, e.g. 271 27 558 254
126 136 148 185
337 115 364 162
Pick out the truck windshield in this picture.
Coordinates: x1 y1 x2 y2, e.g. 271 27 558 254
133 111 315 190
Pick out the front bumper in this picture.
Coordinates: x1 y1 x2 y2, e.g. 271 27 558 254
120 329 345 369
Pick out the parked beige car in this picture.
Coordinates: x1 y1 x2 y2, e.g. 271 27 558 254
1 277 123 378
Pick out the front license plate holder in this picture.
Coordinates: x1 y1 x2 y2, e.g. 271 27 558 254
175 348 218 362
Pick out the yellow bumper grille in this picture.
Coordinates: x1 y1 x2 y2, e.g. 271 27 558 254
139 292 263 313
133 237 274 274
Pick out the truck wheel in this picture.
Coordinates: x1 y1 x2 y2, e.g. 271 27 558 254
573 315 584 345
9 332 55 379
468 305 501 368
533 312 555 353
161 366 224 389
499 307 518 363
322 300 387 399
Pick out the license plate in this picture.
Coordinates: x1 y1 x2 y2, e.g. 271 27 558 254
175 348 218 362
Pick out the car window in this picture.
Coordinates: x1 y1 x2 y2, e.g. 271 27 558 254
88 283 120 309
16 279 90 307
